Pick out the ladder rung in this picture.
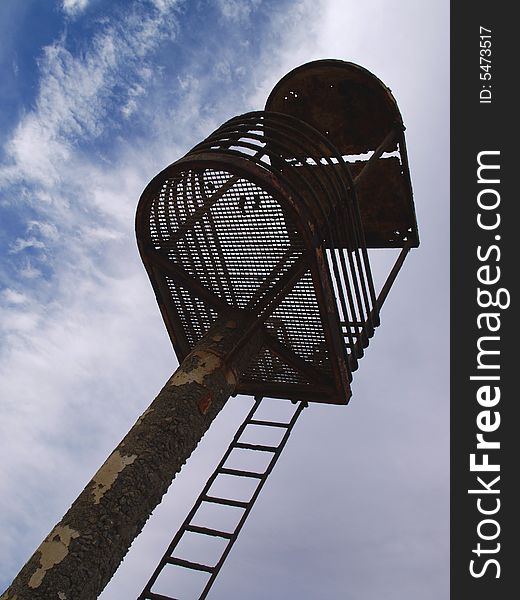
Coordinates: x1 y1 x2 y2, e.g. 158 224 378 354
144 592 180 600
166 557 214 573
248 419 290 428
219 467 264 479
185 524 233 539
234 442 278 452
203 495 249 508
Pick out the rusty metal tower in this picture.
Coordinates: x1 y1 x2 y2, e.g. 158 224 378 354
3 60 418 600
137 60 418 407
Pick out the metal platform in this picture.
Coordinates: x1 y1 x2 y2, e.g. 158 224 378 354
265 59 418 249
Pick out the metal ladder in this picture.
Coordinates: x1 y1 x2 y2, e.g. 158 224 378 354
138 397 306 600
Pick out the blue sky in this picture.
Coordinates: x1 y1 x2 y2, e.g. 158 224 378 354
1 1 449 598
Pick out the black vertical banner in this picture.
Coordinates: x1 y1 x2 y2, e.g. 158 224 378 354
451 3 516 599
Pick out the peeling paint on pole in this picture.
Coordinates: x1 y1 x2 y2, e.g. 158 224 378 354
91 451 137 504
2 311 263 600
170 351 228 387
27 526 80 589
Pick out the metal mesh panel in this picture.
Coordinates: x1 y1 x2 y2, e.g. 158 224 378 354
150 168 305 307
189 112 379 359
148 165 328 386
268 272 331 371
242 348 310 386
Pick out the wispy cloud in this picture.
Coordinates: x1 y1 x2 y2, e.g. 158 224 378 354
0 0 187 308
61 0 90 17
1 288 28 305
2 4 178 191
0 0 321 591
216 0 262 22
0 0 185 585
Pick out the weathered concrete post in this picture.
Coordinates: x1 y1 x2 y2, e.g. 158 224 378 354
2 311 263 600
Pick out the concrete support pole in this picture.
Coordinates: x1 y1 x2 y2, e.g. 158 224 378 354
2 312 263 600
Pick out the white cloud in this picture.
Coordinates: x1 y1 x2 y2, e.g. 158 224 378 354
217 0 262 22
1 289 28 305
0 0 326 593
9 237 46 254
0 0 321 591
1 4 180 193
149 0 178 12
61 0 90 17
18 261 42 280
0 4 185 581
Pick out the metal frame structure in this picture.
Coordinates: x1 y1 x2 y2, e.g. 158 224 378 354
136 60 418 406
133 60 419 600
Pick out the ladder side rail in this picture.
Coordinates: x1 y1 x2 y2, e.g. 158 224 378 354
140 396 295 599
198 400 306 600
138 397 264 599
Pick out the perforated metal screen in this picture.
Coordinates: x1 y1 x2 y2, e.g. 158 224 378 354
147 166 328 390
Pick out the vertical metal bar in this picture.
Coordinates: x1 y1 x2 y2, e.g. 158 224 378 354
376 242 412 310
187 172 228 303
353 129 397 187
195 171 238 306
165 175 239 246
326 247 358 367
334 177 374 336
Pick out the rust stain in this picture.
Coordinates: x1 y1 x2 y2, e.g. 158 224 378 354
198 393 213 415
225 367 238 387
91 451 137 504
27 525 80 589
